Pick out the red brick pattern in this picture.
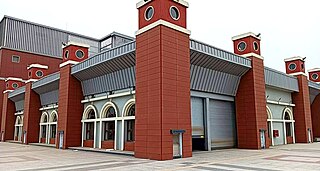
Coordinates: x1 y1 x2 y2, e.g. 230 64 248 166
135 25 192 160
292 75 313 142
312 94 320 138
309 70 320 82
23 83 41 144
233 36 261 56
236 57 268 149
62 45 88 63
0 93 15 141
124 141 135 151
57 65 84 149
0 80 6 130
285 60 305 74
101 141 114 149
83 140 94 148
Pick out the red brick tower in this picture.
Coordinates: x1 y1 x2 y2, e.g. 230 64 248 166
284 57 313 143
135 0 192 160
57 43 88 149
233 32 268 149
23 65 49 144
1 78 24 142
308 68 320 139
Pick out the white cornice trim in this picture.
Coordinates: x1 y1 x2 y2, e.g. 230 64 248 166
63 41 90 49
59 60 79 68
25 79 38 84
27 64 49 70
0 77 6 81
14 111 24 115
136 0 189 9
289 72 308 77
136 19 191 36
284 56 305 62
3 90 13 94
232 32 261 41
241 53 264 60
39 104 58 111
267 100 295 107
308 68 320 73
81 91 135 104
5 77 23 82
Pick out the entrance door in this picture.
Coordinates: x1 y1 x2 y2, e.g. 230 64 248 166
59 131 64 149
260 130 266 149
173 134 181 158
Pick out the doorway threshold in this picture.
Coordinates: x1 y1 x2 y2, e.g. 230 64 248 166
69 147 134 157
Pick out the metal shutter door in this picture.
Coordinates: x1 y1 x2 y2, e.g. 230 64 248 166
209 100 236 149
191 97 204 137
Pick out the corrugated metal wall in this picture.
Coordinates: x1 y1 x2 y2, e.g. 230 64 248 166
15 100 24 112
40 90 59 106
191 97 204 137
81 67 135 96
265 67 299 92
190 65 241 96
209 99 236 149
0 18 5 47
4 17 99 57
69 35 99 57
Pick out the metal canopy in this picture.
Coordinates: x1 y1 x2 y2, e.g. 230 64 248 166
71 41 136 81
32 72 60 94
309 81 320 104
265 67 299 92
8 87 25 102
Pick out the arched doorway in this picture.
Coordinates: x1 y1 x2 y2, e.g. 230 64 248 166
266 106 274 146
39 113 49 144
49 111 58 145
14 116 23 142
82 105 97 148
100 102 117 150
283 108 295 144
122 99 135 151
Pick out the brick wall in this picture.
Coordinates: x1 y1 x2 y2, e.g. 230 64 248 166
135 25 192 160
311 94 320 138
236 57 268 149
23 83 41 144
0 80 6 130
292 75 313 142
57 64 83 149
0 93 15 141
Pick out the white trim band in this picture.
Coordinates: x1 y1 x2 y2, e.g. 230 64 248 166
39 104 58 111
267 100 295 107
241 53 264 60
60 60 79 68
5 77 23 82
27 64 49 70
136 19 191 36
136 0 189 9
81 91 135 104
3 90 14 94
25 79 38 84
232 32 261 41
308 68 320 73
284 56 306 62
63 41 90 49
289 72 308 77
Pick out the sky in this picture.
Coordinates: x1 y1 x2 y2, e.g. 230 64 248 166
0 0 319 73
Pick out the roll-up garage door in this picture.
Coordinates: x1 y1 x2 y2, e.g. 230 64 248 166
209 99 236 149
191 97 204 137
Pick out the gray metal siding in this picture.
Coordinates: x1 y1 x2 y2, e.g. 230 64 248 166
4 17 99 58
190 65 241 96
8 87 25 99
265 67 299 92
0 18 5 47
15 100 24 112
209 99 236 149
81 67 135 96
191 97 204 137
68 35 99 57
40 90 59 106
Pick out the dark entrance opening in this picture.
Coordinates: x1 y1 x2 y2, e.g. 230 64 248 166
192 137 206 151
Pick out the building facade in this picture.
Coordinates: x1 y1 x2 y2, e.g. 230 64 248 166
1 0 320 161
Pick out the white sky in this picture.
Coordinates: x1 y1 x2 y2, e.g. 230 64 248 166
0 0 319 73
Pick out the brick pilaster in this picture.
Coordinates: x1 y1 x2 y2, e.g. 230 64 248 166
292 75 313 142
236 57 268 149
57 64 83 149
23 83 41 144
311 94 320 138
1 92 15 141
0 80 6 130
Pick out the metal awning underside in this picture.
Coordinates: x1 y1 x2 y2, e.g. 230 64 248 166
8 87 25 102
265 67 299 92
190 39 251 76
32 72 60 94
309 81 320 103
71 41 136 81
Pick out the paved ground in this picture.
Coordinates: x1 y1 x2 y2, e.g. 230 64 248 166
1 142 320 170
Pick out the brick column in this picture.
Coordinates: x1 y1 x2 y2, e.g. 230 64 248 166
292 75 313 142
236 57 268 149
23 83 41 144
1 92 15 141
0 80 6 130
311 94 320 138
57 64 83 149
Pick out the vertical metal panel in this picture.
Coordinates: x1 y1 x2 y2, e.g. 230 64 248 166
4 17 99 58
68 35 99 56
0 18 5 46
209 99 236 149
81 67 136 96
190 65 241 96
40 90 59 106
15 100 24 111
265 67 299 92
191 97 204 137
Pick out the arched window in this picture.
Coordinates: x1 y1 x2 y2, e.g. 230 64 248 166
283 108 294 138
87 109 96 120
106 107 116 118
266 106 272 138
50 112 58 139
127 104 135 117
52 114 57 122
123 101 135 142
